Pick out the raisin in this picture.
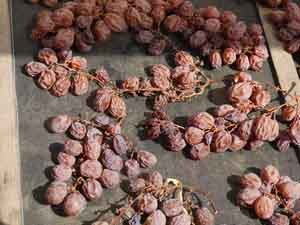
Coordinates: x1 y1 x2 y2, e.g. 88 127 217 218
144 210 166 225
260 165 280 185
136 193 158 214
80 159 103 179
101 149 123 171
93 88 114 112
254 196 274 219
51 76 71 97
100 169 120 189
113 134 129 155
124 159 140 178
47 114 72 133
38 69 56 89
194 207 215 225
184 127 204 145
240 173 262 189
51 164 72 181
45 181 68 205
146 171 163 187
128 178 146 193
237 188 262 207
136 150 157 168
25 61 47 77
69 121 87 140
161 199 183 217
57 152 76 167
82 179 103 200
189 142 210 160
108 95 127 118
63 192 87 216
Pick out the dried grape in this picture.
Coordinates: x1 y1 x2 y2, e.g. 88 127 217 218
189 142 210 160
100 169 120 189
108 95 127 118
47 114 72 133
51 164 72 181
64 139 83 156
137 193 158 214
144 210 166 225
129 178 146 193
146 171 163 187
82 179 103 200
57 152 76 167
101 149 124 171
51 76 71 97
237 188 262 207
25 61 47 77
124 159 141 178
38 69 56 89
254 196 274 219
260 165 280 185
72 73 89 96
240 173 262 189
161 199 183 217
194 207 215 225
80 159 103 179
136 150 157 168
63 191 87 216
169 213 191 225
69 121 87 140
45 181 68 205
184 127 204 145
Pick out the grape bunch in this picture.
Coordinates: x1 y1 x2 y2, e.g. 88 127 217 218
29 0 269 71
269 1 300 54
276 99 300 152
27 0 60 8
236 165 300 223
24 48 111 97
227 71 272 113
109 50 211 111
144 108 279 161
92 171 216 225
44 113 158 216
175 6 269 71
142 71 300 159
260 0 289 8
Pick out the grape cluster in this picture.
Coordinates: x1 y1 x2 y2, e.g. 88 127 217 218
227 71 272 113
236 165 300 223
142 72 300 159
277 99 300 152
178 6 269 71
113 50 210 111
260 0 288 8
24 48 106 97
44 113 157 216
27 0 60 7
30 0 269 71
93 171 216 225
269 1 300 54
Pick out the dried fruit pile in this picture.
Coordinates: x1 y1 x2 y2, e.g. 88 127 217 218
44 114 158 216
91 172 217 225
143 72 300 159
269 1 300 54
237 165 300 223
30 0 269 71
